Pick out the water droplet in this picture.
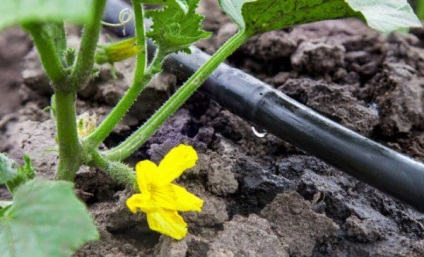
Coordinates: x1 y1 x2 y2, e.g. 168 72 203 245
252 126 268 138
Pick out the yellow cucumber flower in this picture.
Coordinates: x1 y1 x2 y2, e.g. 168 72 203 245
126 144 203 240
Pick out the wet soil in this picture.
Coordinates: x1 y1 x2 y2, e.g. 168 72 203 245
1 1 424 256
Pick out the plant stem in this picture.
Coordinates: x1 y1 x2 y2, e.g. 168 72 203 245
85 1 155 147
132 0 147 77
104 31 250 161
418 0 424 21
24 24 66 85
85 50 165 147
70 0 107 91
88 150 136 187
55 90 83 181
47 22 67 57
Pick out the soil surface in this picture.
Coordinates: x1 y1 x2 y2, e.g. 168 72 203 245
1 1 424 256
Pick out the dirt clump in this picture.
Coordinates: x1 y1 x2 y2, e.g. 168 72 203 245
262 192 339 257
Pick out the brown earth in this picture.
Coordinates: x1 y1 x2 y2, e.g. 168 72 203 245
1 1 424 256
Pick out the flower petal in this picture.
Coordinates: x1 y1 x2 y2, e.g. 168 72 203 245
150 184 178 210
158 144 198 183
136 160 162 191
172 184 203 212
137 192 163 213
126 193 161 213
126 194 143 213
146 210 188 240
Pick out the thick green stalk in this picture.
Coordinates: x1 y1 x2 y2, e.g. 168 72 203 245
55 91 83 181
85 1 155 147
85 50 165 147
70 0 107 91
24 24 66 85
132 0 147 77
418 0 424 21
88 150 136 187
104 31 250 161
47 22 67 57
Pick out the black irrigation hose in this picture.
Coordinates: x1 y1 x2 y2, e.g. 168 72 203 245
104 0 424 212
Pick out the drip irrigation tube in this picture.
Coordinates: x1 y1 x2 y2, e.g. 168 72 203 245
104 0 424 212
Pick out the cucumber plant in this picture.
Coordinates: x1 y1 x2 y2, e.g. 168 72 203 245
0 0 420 256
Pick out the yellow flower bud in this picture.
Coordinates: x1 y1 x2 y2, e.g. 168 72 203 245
94 37 141 65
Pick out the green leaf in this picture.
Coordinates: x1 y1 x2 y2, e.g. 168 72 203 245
17 155 36 181
0 204 12 214
142 0 189 13
0 179 99 257
216 0 254 31
1 154 36 194
218 0 421 35
146 0 211 54
0 153 18 185
0 0 90 32
346 0 421 33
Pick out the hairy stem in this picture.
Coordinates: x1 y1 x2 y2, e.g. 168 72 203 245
85 1 156 147
47 22 67 57
85 50 165 148
132 0 147 77
24 23 66 85
88 150 136 187
55 90 83 181
418 0 424 21
70 0 107 91
104 31 250 161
